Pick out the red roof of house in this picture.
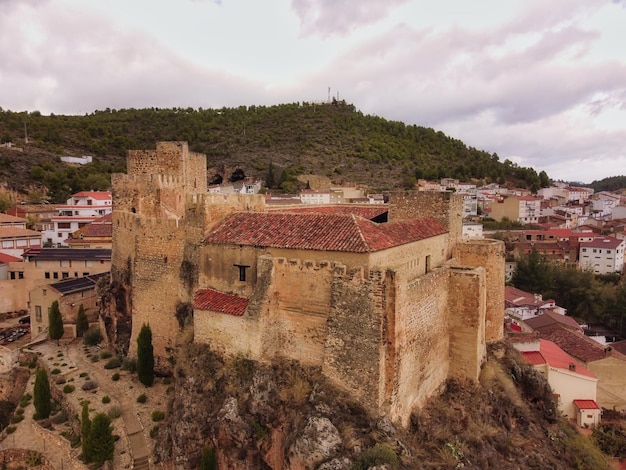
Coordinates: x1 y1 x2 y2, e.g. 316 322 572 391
0 227 42 238
193 289 249 316
0 213 27 224
524 310 582 333
573 399 600 410
71 191 112 200
580 237 624 250
505 286 555 308
203 212 447 253
0 252 23 264
536 324 625 363
522 339 596 379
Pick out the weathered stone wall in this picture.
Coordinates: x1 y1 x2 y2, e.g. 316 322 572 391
369 234 448 274
390 267 450 424
453 239 505 343
323 267 384 412
260 258 334 365
448 266 486 381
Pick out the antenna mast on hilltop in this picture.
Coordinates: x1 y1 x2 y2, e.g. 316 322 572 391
24 121 29 145
328 87 331 104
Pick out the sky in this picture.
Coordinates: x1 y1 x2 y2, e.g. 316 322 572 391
1 0 625 184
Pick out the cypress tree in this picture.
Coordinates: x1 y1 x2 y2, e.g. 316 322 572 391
89 413 114 466
137 324 154 387
200 446 217 470
48 300 64 345
33 369 51 419
76 303 89 338
80 401 92 462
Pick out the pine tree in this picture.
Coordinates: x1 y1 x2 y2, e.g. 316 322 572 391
33 369 51 419
76 304 89 338
137 323 154 387
48 300 64 345
89 413 114 465
266 161 275 189
80 401 92 462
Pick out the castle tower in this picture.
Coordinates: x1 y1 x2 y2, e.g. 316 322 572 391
453 239 506 343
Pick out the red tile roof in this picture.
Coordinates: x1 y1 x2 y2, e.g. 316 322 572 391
0 227 42 238
524 310 582 333
522 339 596 379
573 399 600 410
72 191 112 200
505 286 555 308
203 212 447 253
0 253 22 264
580 237 624 250
268 205 388 220
193 289 249 316
0 213 27 224
536 324 618 363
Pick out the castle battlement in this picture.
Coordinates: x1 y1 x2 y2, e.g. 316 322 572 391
113 210 182 232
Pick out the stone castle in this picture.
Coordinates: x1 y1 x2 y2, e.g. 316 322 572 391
109 141 505 425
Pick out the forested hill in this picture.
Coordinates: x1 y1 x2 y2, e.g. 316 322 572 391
0 102 547 203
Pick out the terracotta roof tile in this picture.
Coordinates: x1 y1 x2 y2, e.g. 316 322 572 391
0 213 27 224
0 227 41 238
573 399 600 410
72 191 112 200
203 212 447 253
535 324 608 363
193 289 249 316
0 253 23 264
523 339 597 378
580 237 624 250
524 310 582 333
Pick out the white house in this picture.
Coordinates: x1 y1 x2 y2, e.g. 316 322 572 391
514 338 599 424
300 190 331 205
60 155 93 165
42 191 112 247
591 192 622 218
579 237 625 275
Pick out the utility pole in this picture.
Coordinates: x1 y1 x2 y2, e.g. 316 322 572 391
24 121 29 144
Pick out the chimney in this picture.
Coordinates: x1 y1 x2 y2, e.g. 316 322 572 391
534 293 543 303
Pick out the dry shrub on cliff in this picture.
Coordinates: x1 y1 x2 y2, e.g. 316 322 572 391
277 369 310 406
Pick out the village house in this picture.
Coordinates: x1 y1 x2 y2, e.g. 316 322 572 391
512 336 600 426
504 286 561 324
579 236 625 275
28 272 108 339
490 195 541 224
43 191 112 247
6 203 59 232
0 213 42 258
65 214 113 249
0 248 111 315
532 324 626 412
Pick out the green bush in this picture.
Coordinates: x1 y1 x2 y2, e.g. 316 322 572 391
5 425 16 434
100 350 113 359
121 358 137 372
79 372 89 378
104 357 121 369
102 396 111 404
162 377 171 385
83 328 103 346
151 410 165 422
353 443 399 470
15 407 24 415
63 384 75 394
11 414 24 423
111 373 120 381
107 406 122 419
137 394 147 404
51 368 61 375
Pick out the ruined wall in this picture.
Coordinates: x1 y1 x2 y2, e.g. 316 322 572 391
453 239 505 342
323 267 385 412
194 310 262 359
448 266 486 381
199 245 259 297
389 267 450 424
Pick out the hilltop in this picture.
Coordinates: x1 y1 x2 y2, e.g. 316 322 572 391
0 102 546 203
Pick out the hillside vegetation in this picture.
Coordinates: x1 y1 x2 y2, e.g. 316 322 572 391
1 102 547 203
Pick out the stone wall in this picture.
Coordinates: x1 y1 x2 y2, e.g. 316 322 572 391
448 266 486 381
453 239 505 343
390 267 451 424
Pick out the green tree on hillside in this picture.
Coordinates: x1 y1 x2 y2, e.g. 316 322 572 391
33 369 51 419
511 248 552 295
137 324 154 387
48 300 64 345
200 446 217 470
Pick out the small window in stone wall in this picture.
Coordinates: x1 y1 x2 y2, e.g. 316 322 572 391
234 264 250 282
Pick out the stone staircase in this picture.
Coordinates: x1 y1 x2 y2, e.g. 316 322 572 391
133 454 150 470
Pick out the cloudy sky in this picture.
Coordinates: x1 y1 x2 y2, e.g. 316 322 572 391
1 0 625 183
